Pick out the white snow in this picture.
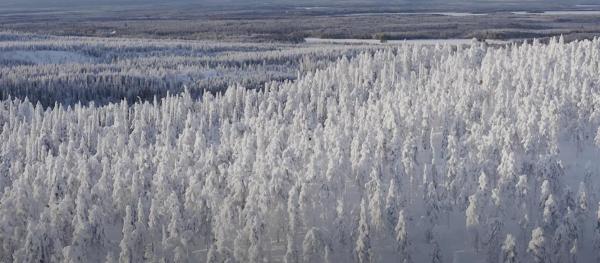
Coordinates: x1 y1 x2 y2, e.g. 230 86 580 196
305 37 515 45
0 50 95 64
339 12 487 17
512 10 600 15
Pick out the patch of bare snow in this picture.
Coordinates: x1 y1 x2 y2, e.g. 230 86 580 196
0 50 96 65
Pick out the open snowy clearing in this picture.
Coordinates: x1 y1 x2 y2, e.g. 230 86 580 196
337 12 487 17
511 10 600 15
0 50 96 65
304 37 516 45
334 10 600 17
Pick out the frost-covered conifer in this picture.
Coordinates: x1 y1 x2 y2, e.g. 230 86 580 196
466 194 480 251
594 202 600 262
367 168 384 232
543 194 558 229
576 182 588 238
501 234 517 263
395 210 411 263
302 228 324 263
1 34 600 262
385 179 399 231
528 227 546 263
119 206 134 263
285 185 301 263
356 198 371 263
430 240 442 263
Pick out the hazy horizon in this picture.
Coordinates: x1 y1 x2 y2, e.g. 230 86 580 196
2 0 599 10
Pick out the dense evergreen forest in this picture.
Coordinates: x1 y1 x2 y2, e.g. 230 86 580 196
1 32 600 262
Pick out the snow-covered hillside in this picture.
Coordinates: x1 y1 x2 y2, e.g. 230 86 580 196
1 36 600 263
0 32 376 106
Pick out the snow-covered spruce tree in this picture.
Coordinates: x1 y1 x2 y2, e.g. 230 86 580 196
528 227 547 263
285 185 301 263
466 194 481 252
13 222 45 263
424 179 441 244
2 36 600 262
552 218 569 263
594 127 600 148
543 194 558 230
594 202 600 262
118 206 134 263
367 168 384 233
515 174 531 246
63 170 93 263
302 227 325 263
501 234 517 263
385 179 400 232
395 209 412 263
430 240 442 263
206 244 219 263
576 182 588 239
496 148 518 215
483 218 503 263
356 198 372 263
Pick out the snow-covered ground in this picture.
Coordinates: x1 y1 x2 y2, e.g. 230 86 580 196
338 12 487 17
512 10 600 15
305 37 515 45
331 10 600 17
0 50 96 64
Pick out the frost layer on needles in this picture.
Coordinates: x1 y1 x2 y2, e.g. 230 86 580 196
2 37 600 262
